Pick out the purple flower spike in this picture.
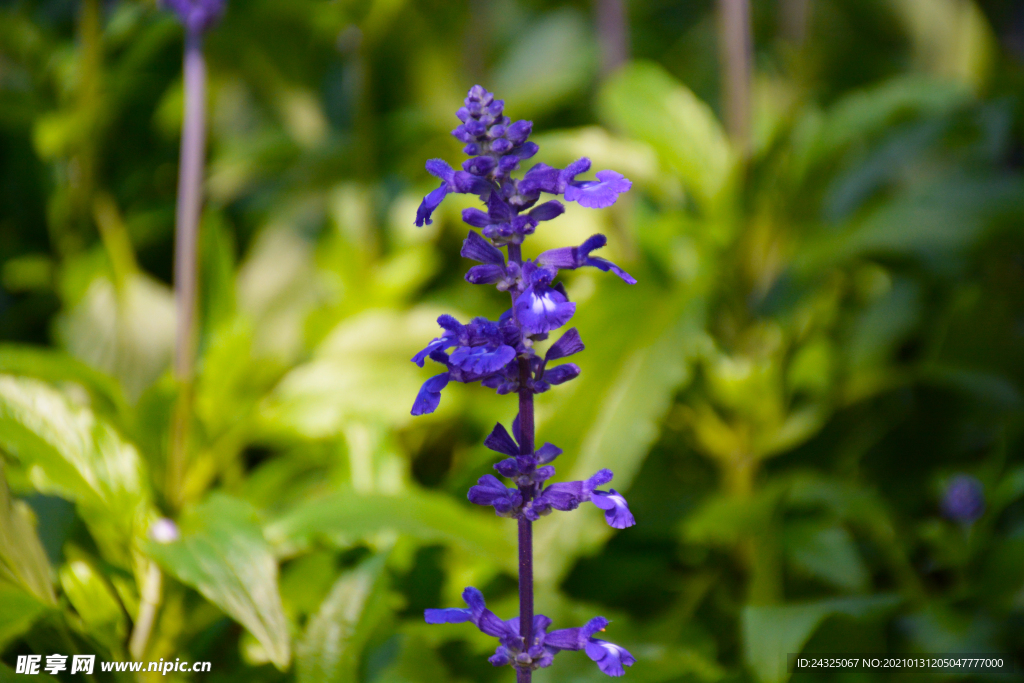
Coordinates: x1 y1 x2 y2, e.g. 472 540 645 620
412 86 636 678
586 639 636 677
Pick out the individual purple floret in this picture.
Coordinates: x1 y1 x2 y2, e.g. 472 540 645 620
412 86 636 680
425 588 634 676
164 0 226 34
942 474 985 524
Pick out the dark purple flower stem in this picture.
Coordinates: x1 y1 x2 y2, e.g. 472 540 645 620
508 241 535 682
168 30 207 509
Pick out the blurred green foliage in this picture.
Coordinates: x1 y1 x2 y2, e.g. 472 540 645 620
1 0 1024 681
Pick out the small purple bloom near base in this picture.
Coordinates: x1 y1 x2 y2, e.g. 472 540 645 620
411 86 636 679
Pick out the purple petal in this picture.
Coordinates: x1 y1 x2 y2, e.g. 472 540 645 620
425 159 455 183
546 617 608 651
537 481 585 511
519 163 564 196
534 465 555 482
506 120 533 144
560 157 592 184
486 193 515 222
591 489 636 529
462 208 492 228
425 607 472 624
467 475 522 514
584 469 614 494
535 442 562 464
514 285 576 335
494 458 519 477
452 171 493 196
449 345 516 375
528 200 565 222
565 170 632 209
585 639 635 677
415 183 448 227
586 256 637 285
411 373 450 415
546 328 584 361
463 156 496 176
485 423 519 455
543 363 581 386
466 264 507 285
411 336 448 367
512 413 522 445
461 231 504 264
488 647 512 667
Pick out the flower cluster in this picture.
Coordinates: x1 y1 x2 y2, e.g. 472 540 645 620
411 85 636 678
426 588 635 676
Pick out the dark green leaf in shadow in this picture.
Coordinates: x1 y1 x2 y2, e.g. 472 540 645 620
0 582 50 650
742 595 901 683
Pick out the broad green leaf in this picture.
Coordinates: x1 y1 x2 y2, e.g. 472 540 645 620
0 582 49 649
266 490 514 566
599 61 734 212
260 307 457 437
297 553 391 683
54 273 175 401
0 345 127 419
784 522 870 593
0 376 151 565
742 595 900 683
491 9 597 119
0 469 55 605
146 495 291 669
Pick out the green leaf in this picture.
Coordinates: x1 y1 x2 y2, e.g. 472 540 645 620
146 494 291 669
491 9 597 119
0 468 55 606
534 282 704 582
266 490 514 566
599 61 734 212
0 659 59 683
784 522 870 593
792 76 970 178
59 553 128 652
742 595 900 683
297 553 391 683
0 345 127 419
0 581 49 650
0 376 151 566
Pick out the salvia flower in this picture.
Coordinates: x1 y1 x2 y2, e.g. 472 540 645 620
426 588 634 676
412 86 636 679
942 474 985 524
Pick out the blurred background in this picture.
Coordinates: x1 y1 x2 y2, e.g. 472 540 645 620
1 0 1024 681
